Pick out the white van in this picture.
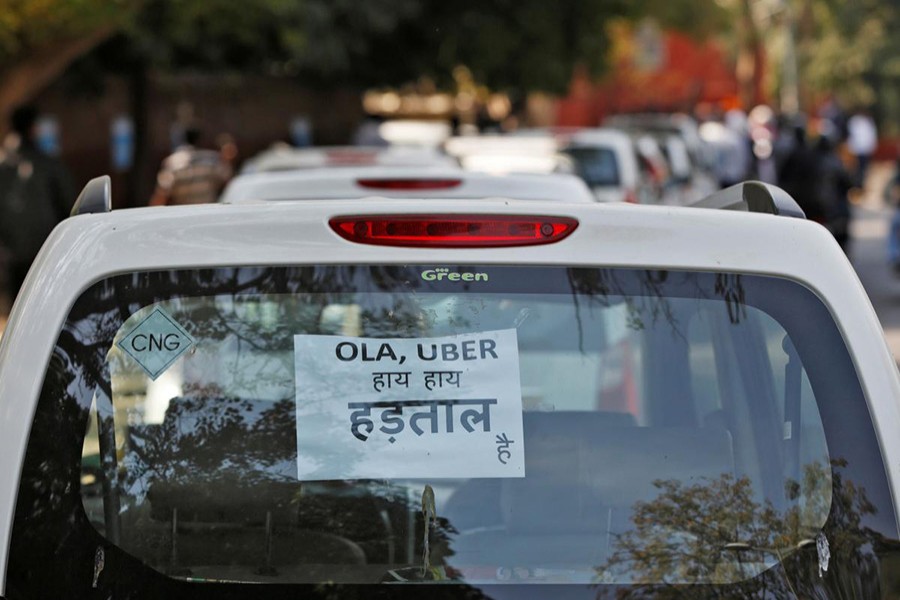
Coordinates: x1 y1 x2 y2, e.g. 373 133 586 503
2 179 899 597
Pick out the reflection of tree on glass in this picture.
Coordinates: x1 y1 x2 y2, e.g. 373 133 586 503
598 459 888 596
10 265 900 595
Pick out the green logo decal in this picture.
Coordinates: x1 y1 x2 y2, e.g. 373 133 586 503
421 268 489 282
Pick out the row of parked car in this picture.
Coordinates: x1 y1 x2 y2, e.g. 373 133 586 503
2 112 899 599
225 114 721 208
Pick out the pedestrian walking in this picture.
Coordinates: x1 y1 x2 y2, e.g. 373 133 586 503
778 125 826 222
847 108 878 190
0 105 74 300
885 158 900 272
150 126 231 206
813 135 854 253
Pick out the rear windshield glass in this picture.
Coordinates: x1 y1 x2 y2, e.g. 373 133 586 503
564 146 620 187
10 265 898 598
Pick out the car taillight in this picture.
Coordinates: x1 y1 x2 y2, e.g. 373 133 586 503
325 150 378 165
355 178 462 190
624 188 638 204
330 215 578 247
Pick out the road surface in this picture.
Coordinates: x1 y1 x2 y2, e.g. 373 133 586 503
852 193 900 364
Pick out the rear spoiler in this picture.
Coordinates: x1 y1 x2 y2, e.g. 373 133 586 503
70 175 112 216
690 181 805 219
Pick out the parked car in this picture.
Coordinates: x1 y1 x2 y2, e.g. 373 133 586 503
2 178 900 597
630 133 670 204
604 112 713 173
654 133 718 205
220 167 595 204
240 144 459 174
560 128 644 204
512 127 666 205
443 136 574 175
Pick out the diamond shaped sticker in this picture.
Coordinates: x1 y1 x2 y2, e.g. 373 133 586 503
117 307 195 380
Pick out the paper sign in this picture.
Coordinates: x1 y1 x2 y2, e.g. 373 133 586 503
294 329 524 481
117 307 195 380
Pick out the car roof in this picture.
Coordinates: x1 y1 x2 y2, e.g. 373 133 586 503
443 136 574 174
240 145 459 174
565 128 633 146
377 120 453 146
220 167 595 204
5 199 858 286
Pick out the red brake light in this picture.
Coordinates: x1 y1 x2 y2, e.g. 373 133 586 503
355 178 462 190
325 150 378 165
330 215 578 247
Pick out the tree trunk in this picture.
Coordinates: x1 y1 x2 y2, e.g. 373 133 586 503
736 0 764 110
126 58 151 208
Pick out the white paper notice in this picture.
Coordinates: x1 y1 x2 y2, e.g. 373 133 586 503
294 329 524 481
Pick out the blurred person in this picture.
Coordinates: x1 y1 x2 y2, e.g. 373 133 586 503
772 113 806 178
817 95 847 141
748 105 777 184
778 125 826 222
0 105 74 300
698 119 749 189
886 157 900 206
885 157 900 272
723 109 753 186
847 108 878 190
814 135 854 253
352 113 388 147
150 126 231 206
216 133 240 173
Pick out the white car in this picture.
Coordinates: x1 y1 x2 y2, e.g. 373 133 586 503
2 177 900 596
560 128 644 203
220 167 595 204
655 134 718 205
240 144 459 174
604 112 713 172
443 136 574 175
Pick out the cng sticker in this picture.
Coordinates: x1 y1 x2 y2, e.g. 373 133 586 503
117 307 195 380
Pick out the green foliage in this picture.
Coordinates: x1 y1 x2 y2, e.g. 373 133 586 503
628 0 733 40
796 0 895 108
0 0 130 64
128 0 304 72
384 0 632 93
125 0 648 93
601 459 885 593
4 0 894 105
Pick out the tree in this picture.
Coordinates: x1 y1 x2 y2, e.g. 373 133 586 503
794 0 896 110
127 0 640 96
0 0 132 128
599 459 889 596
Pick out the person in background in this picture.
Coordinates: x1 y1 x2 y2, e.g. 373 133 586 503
352 113 388 147
847 108 878 191
885 157 900 272
216 133 240 175
0 105 74 300
814 135 854 254
817 95 847 142
150 126 231 206
778 125 825 222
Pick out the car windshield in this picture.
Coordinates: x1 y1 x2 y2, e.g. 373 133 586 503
10 265 896 596
565 146 620 187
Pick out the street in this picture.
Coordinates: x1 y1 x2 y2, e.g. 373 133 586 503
852 187 900 363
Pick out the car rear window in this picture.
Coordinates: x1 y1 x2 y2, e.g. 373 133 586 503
8 265 899 598
564 146 620 187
